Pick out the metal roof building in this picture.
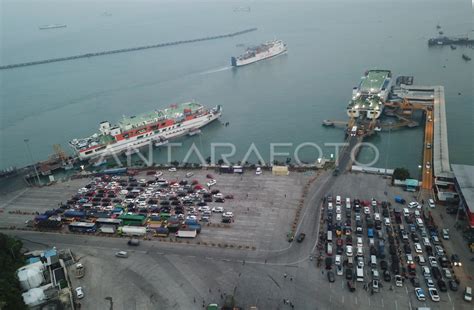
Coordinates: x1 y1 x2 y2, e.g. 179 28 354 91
451 164 474 228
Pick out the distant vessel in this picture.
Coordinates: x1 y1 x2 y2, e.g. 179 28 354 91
462 54 472 61
69 101 222 160
233 7 251 12
428 36 474 46
231 40 287 67
450 45 457 50
346 70 393 120
39 24 67 30
188 128 202 136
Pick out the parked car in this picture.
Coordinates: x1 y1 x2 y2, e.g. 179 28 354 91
428 288 440 302
75 287 84 299
415 288 426 301
448 280 458 291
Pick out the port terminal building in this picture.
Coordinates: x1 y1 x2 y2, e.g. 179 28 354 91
451 164 474 229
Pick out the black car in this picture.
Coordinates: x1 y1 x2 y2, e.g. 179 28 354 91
325 257 333 270
336 246 343 255
438 279 448 292
346 268 353 280
383 270 391 282
327 271 335 282
439 256 450 268
411 277 420 287
448 280 458 291
404 244 412 254
431 267 442 280
380 260 388 270
296 233 306 243
411 233 419 242
451 254 461 267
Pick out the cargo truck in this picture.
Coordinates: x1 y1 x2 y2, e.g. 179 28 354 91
99 225 116 234
176 229 197 238
119 226 146 236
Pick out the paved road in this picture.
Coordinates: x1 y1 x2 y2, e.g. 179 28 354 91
422 109 433 189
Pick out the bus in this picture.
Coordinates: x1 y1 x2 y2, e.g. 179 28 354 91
69 222 97 233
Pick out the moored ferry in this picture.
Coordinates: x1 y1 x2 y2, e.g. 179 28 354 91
69 101 222 160
347 69 392 119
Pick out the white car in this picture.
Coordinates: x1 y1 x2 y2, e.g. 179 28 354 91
384 218 391 226
428 199 435 208
414 243 423 253
185 172 194 178
428 288 440 302
408 201 419 209
336 213 342 221
336 265 343 276
395 275 403 287
346 245 353 257
155 171 163 177
336 205 341 214
207 179 217 187
120 189 129 195
406 254 414 265
198 205 210 212
327 202 333 211
256 167 262 175
415 288 426 301
374 213 380 221
426 162 431 169
428 256 438 267
223 211 233 218
168 167 177 172
335 255 342 265
75 287 84 299
371 199 377 207
212 206 224 213
363 207 370 215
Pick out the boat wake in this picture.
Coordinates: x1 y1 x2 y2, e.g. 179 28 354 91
198 66 232 75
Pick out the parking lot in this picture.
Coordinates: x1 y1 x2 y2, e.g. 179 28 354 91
0 169 308 251
317 172 473 310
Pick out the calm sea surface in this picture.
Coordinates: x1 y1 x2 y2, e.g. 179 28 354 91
1 0 472 177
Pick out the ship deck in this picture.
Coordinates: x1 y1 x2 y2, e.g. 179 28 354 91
118 101 202 130
347 96 382 110
359 70 390 92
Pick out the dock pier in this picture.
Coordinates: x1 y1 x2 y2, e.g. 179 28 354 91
0 28 257 70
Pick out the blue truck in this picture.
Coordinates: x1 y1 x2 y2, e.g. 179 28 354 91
367 228 374 238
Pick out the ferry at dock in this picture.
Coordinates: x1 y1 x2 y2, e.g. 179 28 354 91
346 69 392 119
69 101 222 160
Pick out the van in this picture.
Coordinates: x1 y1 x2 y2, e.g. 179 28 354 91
416 218 424 228
442 229 450 240
335 255 342 265
464 286 472 302
403 208 410 217
327 231 333 242
357 246 363 257
370 255 377 267
326 243 333 256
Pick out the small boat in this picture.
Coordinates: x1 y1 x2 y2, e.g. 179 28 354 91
436 24 441 29
462 54 471 61
438 31 444 35
374 126 382 132
450 45 457 50
322 120 334 127
188 128 202 136
39 24 67 30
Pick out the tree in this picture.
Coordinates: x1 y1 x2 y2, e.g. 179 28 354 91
393 167 410 181
0 233 27 310
217 159 224 166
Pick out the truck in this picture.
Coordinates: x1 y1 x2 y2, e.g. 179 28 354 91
119 226 146 236
99 225 116 234
394 196 406 204
176 229 197 238
63 210 86 219
185 223 201 233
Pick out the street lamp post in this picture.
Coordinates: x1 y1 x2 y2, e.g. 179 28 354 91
24 139 41 185
384 122 392 195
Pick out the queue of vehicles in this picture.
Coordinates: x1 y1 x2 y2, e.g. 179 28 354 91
30 172 236 239
321 194 471 304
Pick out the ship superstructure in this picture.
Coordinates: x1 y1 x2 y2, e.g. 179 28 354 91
231 40 287 67
69 101 222 160
347 70 392 119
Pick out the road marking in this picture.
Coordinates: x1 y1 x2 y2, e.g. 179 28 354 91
408 301 412 310
368 297 370 306
447 292 452 302
341 280 344 288
205 257 214 260
381 298 384 307
329 295 332 303
405 286 409 294
355 297 357 305
342 296 344 304
394 300 398 310
0 188 29 209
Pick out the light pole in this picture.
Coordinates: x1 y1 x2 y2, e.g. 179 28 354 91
384 121 392 195
24 139 41 185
